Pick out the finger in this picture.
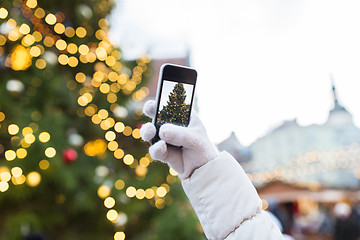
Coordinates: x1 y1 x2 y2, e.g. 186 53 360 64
148 140 168 160
159 124 199 149
143 100 156 118
140 122 156 141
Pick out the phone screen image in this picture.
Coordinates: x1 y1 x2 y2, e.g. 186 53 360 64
156 80 194 127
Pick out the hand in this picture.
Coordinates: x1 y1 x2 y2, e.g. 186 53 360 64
140 100 219 179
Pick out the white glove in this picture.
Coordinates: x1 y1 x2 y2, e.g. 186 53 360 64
140 100 219 179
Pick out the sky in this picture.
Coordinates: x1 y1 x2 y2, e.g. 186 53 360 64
109 0 360 146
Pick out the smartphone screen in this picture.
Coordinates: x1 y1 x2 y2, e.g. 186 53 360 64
152 64 197 144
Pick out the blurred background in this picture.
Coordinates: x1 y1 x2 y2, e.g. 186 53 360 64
0 0 360 240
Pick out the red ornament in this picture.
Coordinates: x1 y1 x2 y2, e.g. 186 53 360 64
62 148 78 164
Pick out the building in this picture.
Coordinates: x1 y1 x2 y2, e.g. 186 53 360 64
217 82 360 189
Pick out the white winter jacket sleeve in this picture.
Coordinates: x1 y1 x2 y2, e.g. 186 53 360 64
182 152 285 240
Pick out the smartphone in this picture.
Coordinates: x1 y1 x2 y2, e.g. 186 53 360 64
151 63 197 145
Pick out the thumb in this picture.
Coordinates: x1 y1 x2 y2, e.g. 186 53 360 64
159 124 200 149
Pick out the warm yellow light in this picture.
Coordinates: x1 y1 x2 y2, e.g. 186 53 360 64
39 132 50 143
5 150 16 161
26 0 38 8
98 109 109 119
11 167 22 177
107 209 118 222
45 13 57 25
84 139 107 156
0 35 6 46
0 172 11 182
107 141 118 151
169 168 178 176
76 27 87 38
85 105 96 116
91 114 102 124
24 134 36 144
35 59 46 69
65 27 75 37
95 29 105 40
104 197 115 208
107 93 117 103
0 112 5 122
0 182 9 192
126 186 136 198
10 45 32 71
105 56 116 66
156 186 167 197
123 154 134 165
22 127 33 136
34 8 45 18
19 24 31 34
8 124 19 135
123 126 132 136
58 54 69 65
45 147 56 158
86 52 97 63
54 23 65 34
155 199 165 209
114 232 125 240
135 166 147 177
95 47 107 60
56 39 67 51
8 30 19 41
0 8 8 19
16 148 27 159
114 149 124 159
114 179 125 190
132 129 141 139
105 131 116 141
68 56 78 67
39 160 50 170
26 171 41 187
43 36 54 47
114 122 125 133
98 185 111 199
67 43 77 54
30 46 41 57
12 175 26 185
78 44 89 55
136 189 145 199
75 72 86 83
98 19 108 29
145 189 155 199
99 83 110 94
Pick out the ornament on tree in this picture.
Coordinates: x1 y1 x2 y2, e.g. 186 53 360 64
62 148 78 164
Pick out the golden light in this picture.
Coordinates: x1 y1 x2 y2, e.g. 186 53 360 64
84 139 107 156
10 45 32 71
8 30 19 41
107 93 117 103
34 8 45 18
16 148 27 159
45 13 57 25
123 154 134 165
98 185 111 199
114 122 125 133
56 39 67 51
95 30 105 40
98 109 109 119
104 197 115 208
0 112 5 121
30 46 41 57
12 175 26 185
78 44 89 55
132 128 141 139
126 186 136 198
45 147 56 158
139 157 150 167
114 179 125 190
155 199 165 209
136 189 145 199
54 23 65 34
0 182 9 192
99 83 110 93
75 72 86 83
67 43 78 54
35 59 46 69
114 149 124 159
156 186 167 197
0 172 11 182
43 36 54 47
0 8 8 19
26 0 38 8
108 72 118 82
86 52 97 63
85 105 96 116
114 232 125 240
22 127 33 135
0 35 6 45
24 134 36 144
39 160 50 170
68 56 78 67
19 24 31 35
11 167 22 177
91 114 102 124
65 27 75 37
5 150 16 161
106 209 118 222
123 126 132 136
8 124 19 135
145 189 155 199
39 132 50 142
169 168 178 176
26 171 41 187
107 141 118 151
76 27 87 38
105 131 116 141
58 54 69 65
135 166 147 177
95 47 107 60
262 199 269 210
105 56 116 66
98 19 108 29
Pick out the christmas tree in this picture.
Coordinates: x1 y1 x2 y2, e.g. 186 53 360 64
157 83 190 127
0 0 204 239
